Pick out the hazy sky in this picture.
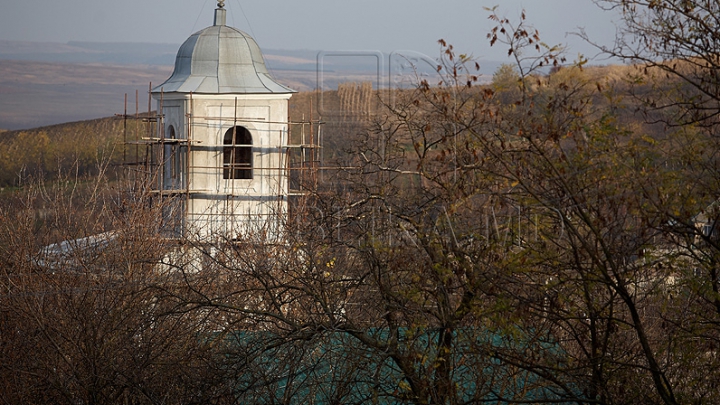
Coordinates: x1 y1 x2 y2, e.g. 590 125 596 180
0 0 619 62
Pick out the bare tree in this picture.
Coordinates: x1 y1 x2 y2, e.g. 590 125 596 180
590 0 720 127
0 178 235 405
159 14 594 405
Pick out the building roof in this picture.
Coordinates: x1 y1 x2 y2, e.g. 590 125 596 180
153 7 295 95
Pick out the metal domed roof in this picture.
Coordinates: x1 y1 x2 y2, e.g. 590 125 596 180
153 7 294 94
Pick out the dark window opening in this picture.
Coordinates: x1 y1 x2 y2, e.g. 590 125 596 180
162 125 188 190
223 126 253 180
164 126 177 189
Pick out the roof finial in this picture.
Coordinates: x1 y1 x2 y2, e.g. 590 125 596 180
214 0 227 25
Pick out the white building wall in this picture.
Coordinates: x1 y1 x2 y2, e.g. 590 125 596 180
156 92 292 241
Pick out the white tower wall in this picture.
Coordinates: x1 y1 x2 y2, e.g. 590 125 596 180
151 3 295 242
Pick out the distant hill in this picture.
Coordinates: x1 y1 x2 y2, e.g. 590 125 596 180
0 60 173 130
0 58 377 130
0 42 370 130
0 40 179 66
0 40 503 130
0 40 320 70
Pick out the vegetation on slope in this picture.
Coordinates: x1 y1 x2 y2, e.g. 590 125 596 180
0 116 139 188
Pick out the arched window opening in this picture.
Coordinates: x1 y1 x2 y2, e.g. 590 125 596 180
223 126 252 180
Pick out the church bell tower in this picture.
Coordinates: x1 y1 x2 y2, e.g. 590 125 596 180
151 1 295 240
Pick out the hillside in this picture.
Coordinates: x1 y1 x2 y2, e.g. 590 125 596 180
0 115 143 188
0 61 670 189
0 85 373 188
